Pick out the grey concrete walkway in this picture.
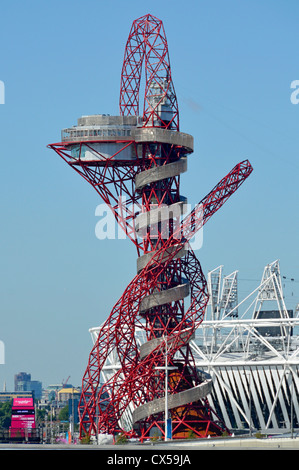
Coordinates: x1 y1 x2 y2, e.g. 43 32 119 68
0 436 299 450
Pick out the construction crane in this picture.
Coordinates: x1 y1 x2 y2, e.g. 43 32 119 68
62 376 70 388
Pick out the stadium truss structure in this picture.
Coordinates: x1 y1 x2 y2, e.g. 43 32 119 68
197 260 299 434
48 14 253 440
91 260 299 435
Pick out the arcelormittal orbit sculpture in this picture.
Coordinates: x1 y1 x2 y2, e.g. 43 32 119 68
49 14 253 441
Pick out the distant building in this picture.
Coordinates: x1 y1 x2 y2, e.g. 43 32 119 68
14 372 42 400
0 391 33 403
58 387 80 404
46 384 63 400
14 372 31 392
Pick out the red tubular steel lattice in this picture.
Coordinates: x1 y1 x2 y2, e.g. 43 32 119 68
48 14 253 441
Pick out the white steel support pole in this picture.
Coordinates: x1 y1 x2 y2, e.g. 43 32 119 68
249 372 252 437
165 335 168 442
291 371 294 439
154 336 175 441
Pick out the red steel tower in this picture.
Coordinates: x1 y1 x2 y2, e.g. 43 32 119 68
49 14 253 441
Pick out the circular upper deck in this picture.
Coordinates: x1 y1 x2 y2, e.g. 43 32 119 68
60 114 194 163
61 114 140 143
62 114 193 148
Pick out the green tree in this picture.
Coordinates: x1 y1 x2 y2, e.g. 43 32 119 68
0 401 12 429
36 407 47 425
58 405 69 422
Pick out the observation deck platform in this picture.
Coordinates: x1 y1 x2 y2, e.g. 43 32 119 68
60 114 194 163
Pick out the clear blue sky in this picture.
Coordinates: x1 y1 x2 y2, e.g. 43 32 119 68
0 0 298 390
